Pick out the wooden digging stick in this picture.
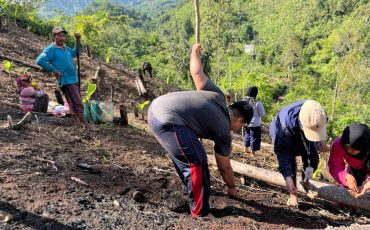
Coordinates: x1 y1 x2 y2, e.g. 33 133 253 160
194 0 200 44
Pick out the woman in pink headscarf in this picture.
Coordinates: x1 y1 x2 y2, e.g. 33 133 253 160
16 74 49 113
328 123 370 198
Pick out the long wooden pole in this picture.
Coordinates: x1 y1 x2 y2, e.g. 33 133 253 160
75 34 81 89
207 154 370 211
329 74 339 137
194 0 200 44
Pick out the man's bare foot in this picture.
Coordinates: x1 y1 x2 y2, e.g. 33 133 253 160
286 193 299 207
243 147 251 153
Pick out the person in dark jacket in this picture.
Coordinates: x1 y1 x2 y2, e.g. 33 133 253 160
269 100 329 206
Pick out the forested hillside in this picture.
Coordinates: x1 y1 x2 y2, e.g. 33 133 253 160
1 1 370 229
1 0 369 135
38 0 181 18
148 0 370 136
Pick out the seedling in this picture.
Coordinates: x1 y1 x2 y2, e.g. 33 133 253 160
136 101 150 112
2 60 13 75
82 81 97 104
313 158 325 179
136 101 150 120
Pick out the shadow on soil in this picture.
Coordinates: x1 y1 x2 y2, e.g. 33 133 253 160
211 194 343 229
0 201 73 230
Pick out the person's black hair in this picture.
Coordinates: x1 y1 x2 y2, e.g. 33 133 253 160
229 101 253 124
246 86 258 98
341 123 370 159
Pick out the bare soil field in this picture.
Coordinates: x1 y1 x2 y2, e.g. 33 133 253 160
0 25 369 229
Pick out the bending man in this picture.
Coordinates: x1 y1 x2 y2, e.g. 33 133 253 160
148 44 253 217
269 100 329 206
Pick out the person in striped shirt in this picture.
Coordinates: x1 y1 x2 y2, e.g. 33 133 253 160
16 74 49 113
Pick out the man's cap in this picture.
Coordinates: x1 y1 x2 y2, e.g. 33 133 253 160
52 26 68 36
299 100 327 141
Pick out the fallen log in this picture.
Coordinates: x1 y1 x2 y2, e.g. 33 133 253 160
207 154 370 211
0 55 43 71
5 112 32 130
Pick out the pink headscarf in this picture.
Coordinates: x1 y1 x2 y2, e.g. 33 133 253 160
16 74 31 94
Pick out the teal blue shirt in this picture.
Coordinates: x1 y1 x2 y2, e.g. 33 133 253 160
36 43 78 87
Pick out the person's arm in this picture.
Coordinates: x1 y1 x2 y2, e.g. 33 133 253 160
70 32 81 58
354 180 370 198
214 152 237 197
36 47 57 73
274 132 293 179
274 132 298 193
257 101 265 118
328 141 348 186
190 43 208 90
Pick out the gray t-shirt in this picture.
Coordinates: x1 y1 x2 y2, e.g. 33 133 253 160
249 100 265 127
150 79 231 156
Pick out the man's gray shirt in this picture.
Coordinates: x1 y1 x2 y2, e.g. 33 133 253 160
150 79 231 156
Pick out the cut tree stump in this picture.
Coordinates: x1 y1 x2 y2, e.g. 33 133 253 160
207 154 370 211
91 67 101 95
135 75 147 96
131 101 139 117
119 105 128 125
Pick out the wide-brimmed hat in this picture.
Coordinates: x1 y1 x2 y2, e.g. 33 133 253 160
299 100 327 141
52 26 68 36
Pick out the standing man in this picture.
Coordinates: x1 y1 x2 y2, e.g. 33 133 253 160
36 26 94 130
269 100 329 206
148 43 253 217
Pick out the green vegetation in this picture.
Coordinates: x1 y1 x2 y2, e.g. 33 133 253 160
82 81 97 104
1 0 369 137
2 60 13 74
136 101 150 113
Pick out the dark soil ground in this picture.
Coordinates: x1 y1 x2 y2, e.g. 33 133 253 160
1 25 369 229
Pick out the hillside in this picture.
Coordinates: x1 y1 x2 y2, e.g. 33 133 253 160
148 0 370 134
0 22 370 229
29 0 370 137
38 0 182 18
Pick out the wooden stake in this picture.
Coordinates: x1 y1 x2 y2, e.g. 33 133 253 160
135 75 147 96
194 0 200 44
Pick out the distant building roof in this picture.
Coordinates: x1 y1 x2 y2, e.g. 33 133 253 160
244 44 256 54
